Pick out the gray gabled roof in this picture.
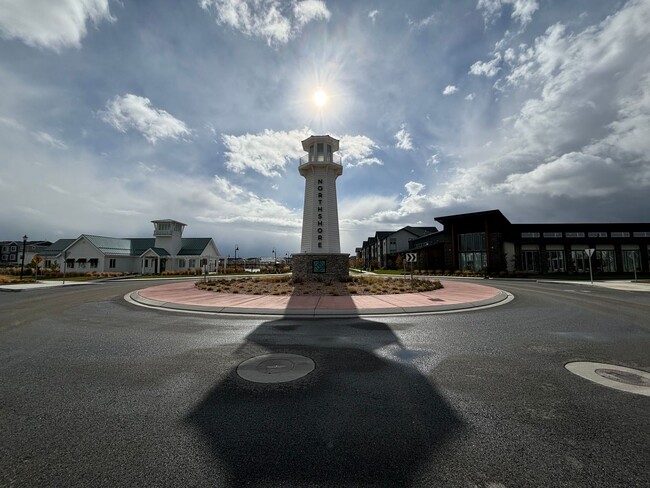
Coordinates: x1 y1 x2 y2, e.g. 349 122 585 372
402 226 439 237
178 238 213 256
140 247 170 257
83 235 132 255
38 239 76 257
36 236 216 258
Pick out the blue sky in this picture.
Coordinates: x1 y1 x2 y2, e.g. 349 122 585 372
1 0 649 258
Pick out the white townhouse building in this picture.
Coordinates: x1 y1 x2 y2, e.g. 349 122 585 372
39 219 221 274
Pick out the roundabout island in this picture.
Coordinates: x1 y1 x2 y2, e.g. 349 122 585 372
128 277 511 316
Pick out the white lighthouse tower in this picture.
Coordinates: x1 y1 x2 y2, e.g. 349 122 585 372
292 135 349 280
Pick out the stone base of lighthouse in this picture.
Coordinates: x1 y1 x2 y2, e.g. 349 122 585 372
291 253 350 282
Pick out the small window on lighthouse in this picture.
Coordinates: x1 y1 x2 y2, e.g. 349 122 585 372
309 145 315 160
317 143 324 161
327 145 332 161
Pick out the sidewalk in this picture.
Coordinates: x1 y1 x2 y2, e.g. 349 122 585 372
128 280 512 317
536 279 650 292
0 280 95 292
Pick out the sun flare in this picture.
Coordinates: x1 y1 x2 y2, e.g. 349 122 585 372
313 89 327 108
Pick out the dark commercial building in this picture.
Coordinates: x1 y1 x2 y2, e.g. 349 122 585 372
360 209 649 276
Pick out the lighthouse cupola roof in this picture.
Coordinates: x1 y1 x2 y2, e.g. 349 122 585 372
301 135 339 152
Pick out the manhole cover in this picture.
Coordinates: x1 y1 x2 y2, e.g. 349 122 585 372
565 362 650 396
595 369 650 387
237 353 315 384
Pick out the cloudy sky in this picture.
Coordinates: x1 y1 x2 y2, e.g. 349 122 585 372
1 0 649 257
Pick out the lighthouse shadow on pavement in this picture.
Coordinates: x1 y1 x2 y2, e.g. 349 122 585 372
185 292 463 486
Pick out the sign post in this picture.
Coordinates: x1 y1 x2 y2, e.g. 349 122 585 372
405 253 417 282
585 248 595 285
63 251 69 285
32 256 42 281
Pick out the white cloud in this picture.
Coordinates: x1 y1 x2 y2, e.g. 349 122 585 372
407 13 436 30
427 153 440 166
100 94 192 144
200 0 330 46
446 0 650 205
405 181 425 196
469 52 502 77
0 116 24 130
339 135 383 168
33 131 67 149
395 124 414 150
294 0 330 27
0 0 114 51
46 184 70 195
222 128 310 177
477 0 539 27
442 85 458 95
222 129 383 176
368 9 379 23
196 175 301 228
464 93 476 101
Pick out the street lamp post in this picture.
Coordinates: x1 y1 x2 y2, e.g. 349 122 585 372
272 248 277 273
20 235 28 279
234 245 239 274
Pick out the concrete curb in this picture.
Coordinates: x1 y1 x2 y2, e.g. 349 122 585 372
126 289 512 317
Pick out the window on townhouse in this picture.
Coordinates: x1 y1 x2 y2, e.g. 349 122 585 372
66 259 74 269
109 259 116 269
189 259 196 268
178 259 186 268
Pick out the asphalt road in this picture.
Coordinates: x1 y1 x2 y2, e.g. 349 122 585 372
1 279 649 487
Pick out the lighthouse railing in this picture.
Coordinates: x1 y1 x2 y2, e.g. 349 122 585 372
299 154 342 166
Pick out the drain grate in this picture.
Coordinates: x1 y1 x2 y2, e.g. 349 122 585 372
237 353 315 384
565 362 650 396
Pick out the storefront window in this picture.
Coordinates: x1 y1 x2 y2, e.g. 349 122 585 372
622 250 640 272
545 250 565 273
521 250 540 272
457 232 486 271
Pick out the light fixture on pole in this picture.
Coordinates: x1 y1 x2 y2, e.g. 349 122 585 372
234 245 239 273
20 235 28 279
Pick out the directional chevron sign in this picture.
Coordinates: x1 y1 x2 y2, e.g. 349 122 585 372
405 253 417 263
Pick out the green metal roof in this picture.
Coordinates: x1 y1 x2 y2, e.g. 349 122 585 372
130 238 156 256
